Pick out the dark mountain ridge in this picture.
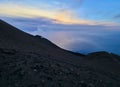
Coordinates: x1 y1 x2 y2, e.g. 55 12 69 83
0 19 120 87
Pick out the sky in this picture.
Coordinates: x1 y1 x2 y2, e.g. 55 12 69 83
0 0 120 55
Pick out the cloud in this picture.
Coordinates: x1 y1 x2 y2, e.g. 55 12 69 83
2 16 120 35
0 4 55 18
31 23 120 54
1 16 120 54
114 14 120 19
0 3 118 26
53 9 95 25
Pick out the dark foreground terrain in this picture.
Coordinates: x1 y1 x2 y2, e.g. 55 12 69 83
0 20 120 87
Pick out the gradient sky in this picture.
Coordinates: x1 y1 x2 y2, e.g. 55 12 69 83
0 0 120 55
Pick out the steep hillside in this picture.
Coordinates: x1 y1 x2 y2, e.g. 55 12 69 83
0 20 120 87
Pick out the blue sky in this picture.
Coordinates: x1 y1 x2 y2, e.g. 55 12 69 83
0 0 120 54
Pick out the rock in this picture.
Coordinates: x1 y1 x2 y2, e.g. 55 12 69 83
0 48 17 55
80 81 87 87
88 83 94 87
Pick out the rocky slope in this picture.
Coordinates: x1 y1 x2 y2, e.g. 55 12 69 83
0 20 120 87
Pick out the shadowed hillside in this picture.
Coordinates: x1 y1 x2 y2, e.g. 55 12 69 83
0 20 120 87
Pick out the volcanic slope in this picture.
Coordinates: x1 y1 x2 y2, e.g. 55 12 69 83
0 20 120 87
